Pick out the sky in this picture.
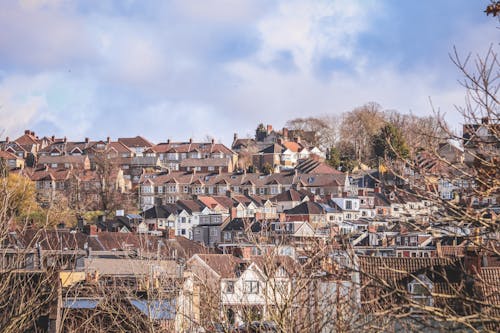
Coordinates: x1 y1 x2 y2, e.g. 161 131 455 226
0 0 498 145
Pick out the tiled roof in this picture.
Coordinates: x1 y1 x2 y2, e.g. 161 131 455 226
358 256 461 282
117 136 153 148
177 199 205 214
84 258 178 276
0 150 19 159
271 188 309 202
147 142 234 155
194 254 246 278
282 141 302 152
38 155 89 165
180 158 231 167
285 201 328 215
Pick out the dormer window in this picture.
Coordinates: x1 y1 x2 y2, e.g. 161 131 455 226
408 274 434 307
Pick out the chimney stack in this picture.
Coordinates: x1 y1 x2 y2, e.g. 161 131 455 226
266 124 273 134
51 135 55 141
282 127 289 139
5 137 9 143
233 133 238 142
85 137 89 143
25 129 30 135
189 138 193 144
106 137 110 144
211 138 215 144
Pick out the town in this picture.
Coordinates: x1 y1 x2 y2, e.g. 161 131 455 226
0 110 498 332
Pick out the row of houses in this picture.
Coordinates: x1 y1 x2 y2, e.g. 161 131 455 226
1 226 498 332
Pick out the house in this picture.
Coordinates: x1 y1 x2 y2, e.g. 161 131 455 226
270 188 312 212
145 139 237 172
0 150 24 169
37 155 91 170
186 254 296 327
143 204 180 233
118 136 154 156
192 214 227 247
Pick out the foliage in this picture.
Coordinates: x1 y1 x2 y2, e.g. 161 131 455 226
255 123 267 141
372 123 410 160
0 173 41 224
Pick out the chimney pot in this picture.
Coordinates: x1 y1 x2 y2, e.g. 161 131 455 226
25 130 30 135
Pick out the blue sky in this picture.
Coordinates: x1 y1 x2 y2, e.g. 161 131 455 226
0 0 497 144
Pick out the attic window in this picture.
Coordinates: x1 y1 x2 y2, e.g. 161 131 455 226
308 177 314 184
408 274 434 307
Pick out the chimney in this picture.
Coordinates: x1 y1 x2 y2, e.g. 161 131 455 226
164 228 176 239
266 124 273 134
30 131 35 136
189 138 193 144
211 138 215 144
282 127 289 139
89 224 98 236
106 137 110 144
25 129 30 135
51 135 55 141
85 137 89 143
5 137 9 143
230 207 238 219
64 136 67 143
279 213 286 222
233 133 238 142
167 139 171 144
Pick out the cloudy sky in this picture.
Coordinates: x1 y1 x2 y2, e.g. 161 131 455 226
0 0 497 144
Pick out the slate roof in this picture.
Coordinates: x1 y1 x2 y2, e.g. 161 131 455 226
271 188 310 202
222 218 262 232
284 201 328 215
143 204 179 219
295 159 341 174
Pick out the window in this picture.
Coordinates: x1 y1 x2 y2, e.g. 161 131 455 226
157 186 163 193
244 281 259 294
225 281 235 294
181 229 186 235
408 275 434 307
224 232 231 241
345 200 352 210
